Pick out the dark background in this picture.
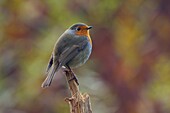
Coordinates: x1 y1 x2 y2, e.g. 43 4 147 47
0 0 170 113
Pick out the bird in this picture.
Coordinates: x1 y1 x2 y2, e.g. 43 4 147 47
41 23 93 88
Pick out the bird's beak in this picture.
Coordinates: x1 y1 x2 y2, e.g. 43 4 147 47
87 26 93 30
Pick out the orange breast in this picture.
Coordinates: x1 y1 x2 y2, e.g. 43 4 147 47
76 30 92 45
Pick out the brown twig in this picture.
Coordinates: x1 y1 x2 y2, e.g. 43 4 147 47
64 70 93 113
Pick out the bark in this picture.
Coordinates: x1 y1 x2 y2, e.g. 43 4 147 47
64 70 93 113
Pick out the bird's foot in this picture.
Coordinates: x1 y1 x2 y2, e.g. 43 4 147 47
68 73 79 85
62 67 79 85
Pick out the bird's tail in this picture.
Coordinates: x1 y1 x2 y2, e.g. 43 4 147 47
41 65 58 88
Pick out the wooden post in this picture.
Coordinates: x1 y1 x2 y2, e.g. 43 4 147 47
64 70 93 113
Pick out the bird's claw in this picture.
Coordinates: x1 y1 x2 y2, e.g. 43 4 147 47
62 67 79 85
68 75 79 85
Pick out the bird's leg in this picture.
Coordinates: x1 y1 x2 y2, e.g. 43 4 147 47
64 65 79 85
69 70 79 85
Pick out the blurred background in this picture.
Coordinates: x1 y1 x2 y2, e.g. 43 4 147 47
0 0 170 113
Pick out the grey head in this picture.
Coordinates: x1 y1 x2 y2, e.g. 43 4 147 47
66 23 92 35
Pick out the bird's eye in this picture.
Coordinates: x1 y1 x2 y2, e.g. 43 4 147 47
76 27 81 31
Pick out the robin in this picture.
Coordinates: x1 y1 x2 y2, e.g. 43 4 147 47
41 23 93 88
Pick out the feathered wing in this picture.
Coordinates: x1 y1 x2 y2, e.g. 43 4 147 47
58 39 88 67
46 54 53 73
41 35 88 88
41 54 60 88
41 45 80 88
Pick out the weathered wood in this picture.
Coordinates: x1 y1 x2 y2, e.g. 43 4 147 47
64 70 92 113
